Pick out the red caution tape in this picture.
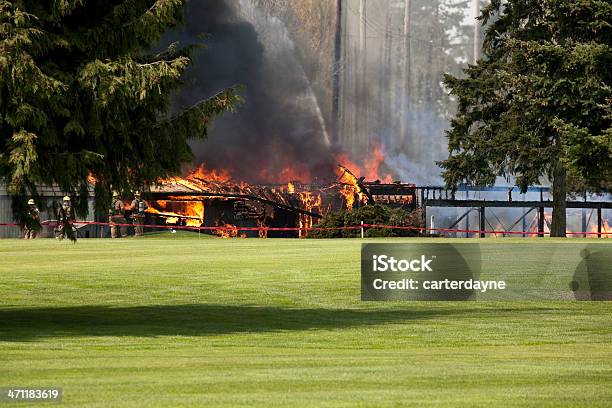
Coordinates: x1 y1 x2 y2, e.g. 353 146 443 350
1 220 610 236
363 224 611 236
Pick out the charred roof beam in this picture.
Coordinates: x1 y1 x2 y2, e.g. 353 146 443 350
146 191 323 219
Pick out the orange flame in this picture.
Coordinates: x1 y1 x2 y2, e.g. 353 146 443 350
585 217 611 238
333 144 394 209
216 223 238 239
363 145 394 183
337 165 368 210
334 144 393 183
87 172 97 185
147 200 204 227
257 220 268 239
190 164 231 183
297 191 322 237
532 212 611 238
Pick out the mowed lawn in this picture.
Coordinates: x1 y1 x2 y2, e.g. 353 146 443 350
0 235 611 407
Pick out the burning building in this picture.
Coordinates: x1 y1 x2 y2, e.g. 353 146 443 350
143 164 418 238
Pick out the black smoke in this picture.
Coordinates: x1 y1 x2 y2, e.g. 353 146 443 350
168 0 339 183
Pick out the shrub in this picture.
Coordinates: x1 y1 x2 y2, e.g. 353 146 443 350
309 205 423 238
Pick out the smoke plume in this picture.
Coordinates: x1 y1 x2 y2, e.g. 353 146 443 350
168 0 339 183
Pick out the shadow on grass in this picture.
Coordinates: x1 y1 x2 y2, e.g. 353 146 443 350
0 304 523 341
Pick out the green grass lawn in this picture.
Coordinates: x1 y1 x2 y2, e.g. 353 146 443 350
0 236 611 407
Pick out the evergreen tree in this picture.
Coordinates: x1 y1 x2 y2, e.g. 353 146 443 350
0 0 241 222
440 0 612 237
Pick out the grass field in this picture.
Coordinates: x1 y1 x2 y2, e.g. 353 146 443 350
0 235 611 407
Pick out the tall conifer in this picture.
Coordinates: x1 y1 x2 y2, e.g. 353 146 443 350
0 1 241 219
441 0 612 236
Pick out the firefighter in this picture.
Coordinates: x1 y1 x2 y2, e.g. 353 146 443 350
23 199 41 239
56 196 76 241
109 191 127 238
131 191 148 237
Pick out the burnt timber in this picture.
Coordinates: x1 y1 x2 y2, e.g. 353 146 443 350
147 191 323 219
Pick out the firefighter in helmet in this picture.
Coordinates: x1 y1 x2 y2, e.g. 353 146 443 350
131 191 148 237
56 196 75 241
23 199 41 239
109 191 127 238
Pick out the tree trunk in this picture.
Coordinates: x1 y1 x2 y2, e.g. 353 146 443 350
550 162 567 237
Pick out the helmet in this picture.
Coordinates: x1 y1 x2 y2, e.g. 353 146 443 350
27 199 35 205
112 191 120 198
63 196 71 201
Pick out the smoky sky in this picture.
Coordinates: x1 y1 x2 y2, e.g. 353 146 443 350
167 0 339 183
